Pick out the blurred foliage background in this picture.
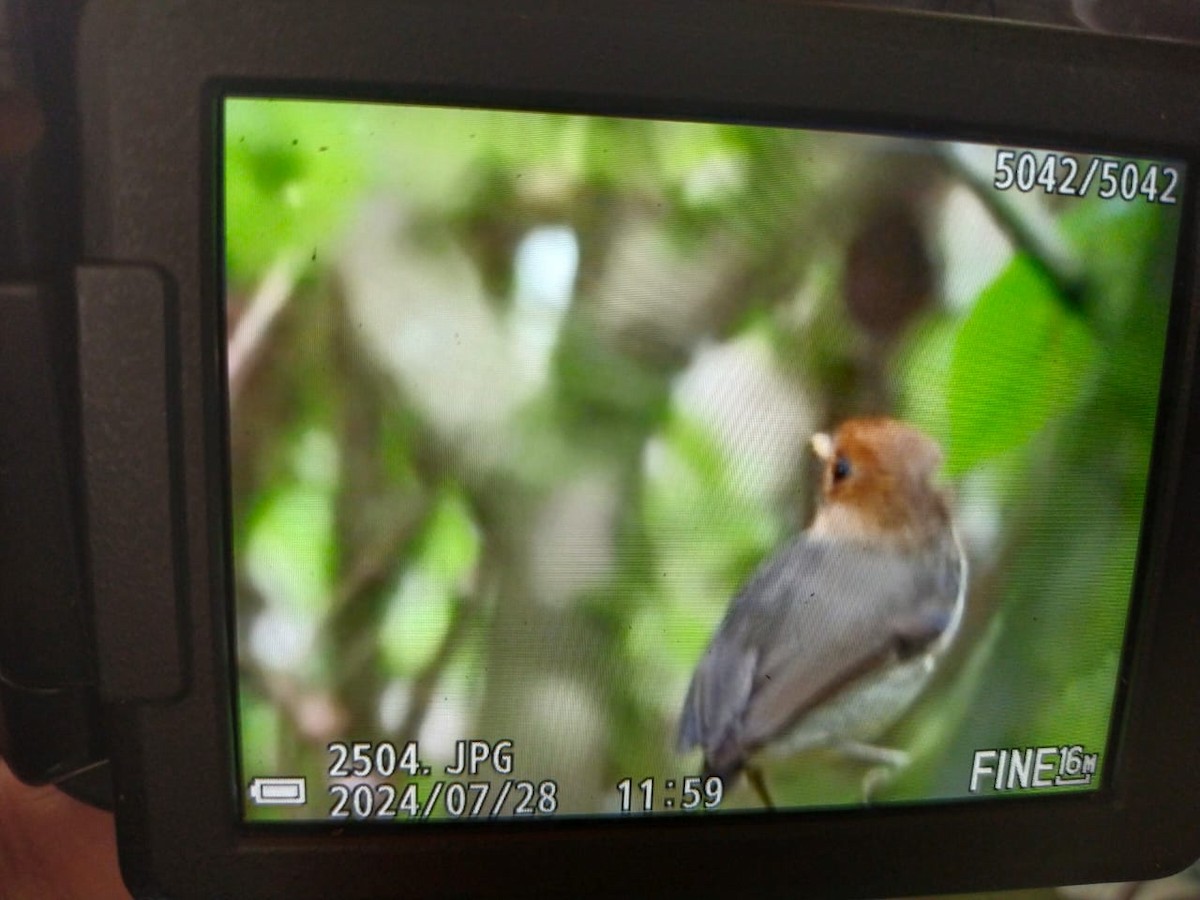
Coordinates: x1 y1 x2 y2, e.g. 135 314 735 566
224 98 1181 830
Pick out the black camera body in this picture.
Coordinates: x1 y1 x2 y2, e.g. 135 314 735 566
3 2 1200 897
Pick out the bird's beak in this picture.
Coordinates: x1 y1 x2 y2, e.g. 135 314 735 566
810 432 834 462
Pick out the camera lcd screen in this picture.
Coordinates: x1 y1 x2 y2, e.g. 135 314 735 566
223 96 1184 824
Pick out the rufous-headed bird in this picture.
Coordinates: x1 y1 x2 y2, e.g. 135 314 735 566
677 417 966 805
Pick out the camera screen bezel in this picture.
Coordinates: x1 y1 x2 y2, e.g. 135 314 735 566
78 2 1200 897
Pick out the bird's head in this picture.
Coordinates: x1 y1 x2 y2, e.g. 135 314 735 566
809 417 949 550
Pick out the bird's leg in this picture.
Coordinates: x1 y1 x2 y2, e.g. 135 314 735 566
837 740 909 769
835 741 910 802
744 765 775 810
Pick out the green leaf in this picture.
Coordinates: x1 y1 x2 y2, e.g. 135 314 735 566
893 312 958 447
237 688 282 772
224 99 369 282
245 479 336 615
420 486 481 584
945 256 1096 476
379 485 480 676
379 573 456 677
642 414 783 668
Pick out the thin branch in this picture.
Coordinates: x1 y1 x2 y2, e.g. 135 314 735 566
942 148 1087 314
228 254 301 405
397 590 481 743
325 501 430 627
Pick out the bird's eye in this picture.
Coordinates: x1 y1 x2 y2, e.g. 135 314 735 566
832 455 852 482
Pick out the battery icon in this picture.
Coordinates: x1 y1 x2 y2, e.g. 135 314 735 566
248 776 307 806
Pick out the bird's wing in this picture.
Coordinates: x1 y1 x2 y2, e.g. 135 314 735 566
677 534 961 777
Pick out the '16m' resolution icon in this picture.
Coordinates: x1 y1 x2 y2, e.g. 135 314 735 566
969 745 1098 793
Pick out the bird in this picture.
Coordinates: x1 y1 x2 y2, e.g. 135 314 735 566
677 416 966 806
